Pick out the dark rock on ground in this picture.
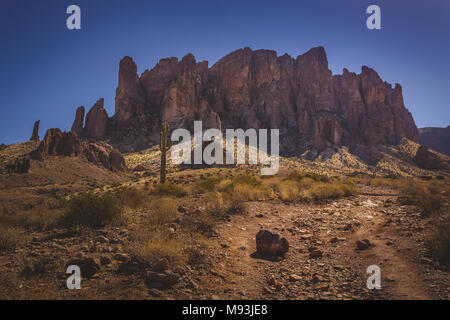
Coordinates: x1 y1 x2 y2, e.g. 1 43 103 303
144 270 180 290
65 257 101 278
256 229 289 256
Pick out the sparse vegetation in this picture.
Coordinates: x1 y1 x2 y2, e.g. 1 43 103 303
400 180 443 215
147 198 179 228
60 192 121 228
430 213 450 265
0 226 22 252
112 186 144 208
129 229 185 270
149 183 187 197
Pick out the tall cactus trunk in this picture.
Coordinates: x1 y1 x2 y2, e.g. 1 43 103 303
159 123 172 184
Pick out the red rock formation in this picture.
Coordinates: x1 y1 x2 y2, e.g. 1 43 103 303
31 128 126 171
71 106 85 137
85 98 108 139
115 57 146 125
419 126 450 156
30 120 40 141
72 47 419 156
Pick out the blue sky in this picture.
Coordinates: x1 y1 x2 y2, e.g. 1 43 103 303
1 0 449 144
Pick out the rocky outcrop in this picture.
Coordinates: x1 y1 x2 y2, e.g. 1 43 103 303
85 98 108 139
419 126 450 156
6 156 31 174
71 106 85 137
31 128 126 171
72 47 419 156
255 229 289 256
84 141 127 171
30 120 40 141
413 146 443 170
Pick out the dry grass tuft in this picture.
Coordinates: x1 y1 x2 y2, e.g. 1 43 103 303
0 226 22 252
129 229 185 270
149 183 187 197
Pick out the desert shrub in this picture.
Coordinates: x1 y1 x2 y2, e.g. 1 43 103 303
113 187 144 208
340 180 358 196
308 183 345 200
306 173 331 183
184 239 209 267
278 180 301 202
130 230 185 270
195 177 222 193
0 227 22 252
400 180 442 215
429 214 450 265
225 195 246 215
232 183 269 201
286 170 305 181
60 192 121 228
149 183 187 197
231 174 261 187
186 212 216 236
147 198 178 227
299 177 315 189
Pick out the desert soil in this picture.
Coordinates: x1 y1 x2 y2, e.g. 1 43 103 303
1 183 448 300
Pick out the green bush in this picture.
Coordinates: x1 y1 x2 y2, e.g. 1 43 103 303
60 192 121 228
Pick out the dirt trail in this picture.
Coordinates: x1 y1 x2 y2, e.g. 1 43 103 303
206 188 441 299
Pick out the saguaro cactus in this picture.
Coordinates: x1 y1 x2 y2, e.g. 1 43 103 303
159 123 172 184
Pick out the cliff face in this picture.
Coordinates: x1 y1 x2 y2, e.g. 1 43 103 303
72 47 419 154
419 126 450 156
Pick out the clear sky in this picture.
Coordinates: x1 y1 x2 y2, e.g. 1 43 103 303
1 0 449 144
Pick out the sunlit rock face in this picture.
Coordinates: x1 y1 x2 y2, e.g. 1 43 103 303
75 47 419 154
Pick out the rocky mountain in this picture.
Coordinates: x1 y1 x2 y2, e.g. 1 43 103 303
71 47 418 156
419 126 450 156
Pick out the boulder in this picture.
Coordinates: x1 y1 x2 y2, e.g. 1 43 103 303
255 229 289 256
144 270 179 290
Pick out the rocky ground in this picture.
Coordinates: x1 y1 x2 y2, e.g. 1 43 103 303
1 182 448 300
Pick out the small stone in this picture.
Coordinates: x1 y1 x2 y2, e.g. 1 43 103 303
289 274 302 282
356 239 371 250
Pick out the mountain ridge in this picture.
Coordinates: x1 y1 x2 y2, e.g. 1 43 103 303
70 46 419 158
